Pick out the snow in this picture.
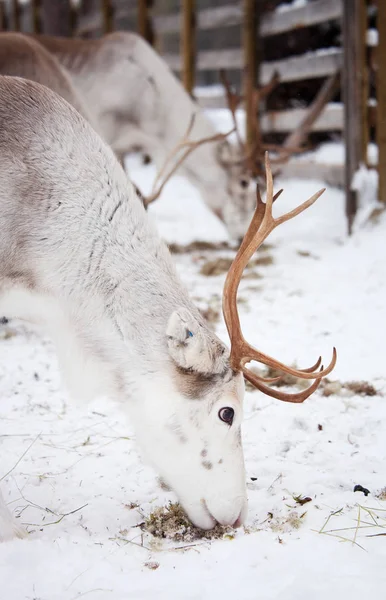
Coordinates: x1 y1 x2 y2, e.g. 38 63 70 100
276 0 308 13
1 143 386 598
367 28 379 47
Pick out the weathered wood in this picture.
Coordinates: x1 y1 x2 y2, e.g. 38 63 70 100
262 102 344 133
138 0 154 45
164 47 342 82
12 0 20 31
75 12 102 37
260 49 342 84
283 70 340 150
342 0 366 233
0 2 5 31
377 0 386 203
102 0 113 34
196 94 344 133
32 0 41 34
41 0 72 36
280 160 344 188
261 0 342 37
243 0 259 152
77 0 101 38
154 0 341 36
181 0 196 94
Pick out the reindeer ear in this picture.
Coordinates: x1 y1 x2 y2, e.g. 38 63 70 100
166 308 228 375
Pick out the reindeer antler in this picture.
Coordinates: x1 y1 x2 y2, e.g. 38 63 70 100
222 152 337 403
143 114 235 207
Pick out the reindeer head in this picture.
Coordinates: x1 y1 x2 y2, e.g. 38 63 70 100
215 138 258 240
129 154 336 530
131 307 247 530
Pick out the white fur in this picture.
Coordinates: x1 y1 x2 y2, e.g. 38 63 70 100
0 76 247 540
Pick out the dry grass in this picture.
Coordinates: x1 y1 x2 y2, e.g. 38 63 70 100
199 305 220 325
199 257 233 276
316 503 386 550
168 241 274 255
376 488 386 501
199 254 273 277
168 241 232 254
143 502 236 543
321 379 379 397
268 509 307 533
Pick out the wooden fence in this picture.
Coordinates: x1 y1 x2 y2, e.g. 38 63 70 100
0 0 384 232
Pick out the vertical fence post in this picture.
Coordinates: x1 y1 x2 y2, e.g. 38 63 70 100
342 0 367 234
41 0 72 36
243 0 260 156
32 0 41 33
181 0 196 95
12 0 20 31
102 0 113 34
0 1 6 31
138 0 154 45
377 0 386 204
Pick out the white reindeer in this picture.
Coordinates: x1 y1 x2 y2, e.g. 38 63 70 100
30 31 259 239
0 75 335 540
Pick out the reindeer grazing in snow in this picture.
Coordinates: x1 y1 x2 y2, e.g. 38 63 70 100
28 31 260 239
0 75 336 541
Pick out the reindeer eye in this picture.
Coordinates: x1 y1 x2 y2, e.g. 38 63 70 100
218 407 234 425
240 178 249 189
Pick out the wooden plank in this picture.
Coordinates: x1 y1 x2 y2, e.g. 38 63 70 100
138 0 154 45
75 12 102 37
196 95 344 133
261 0 342 37
0 2 5 31
199 5 242 30
377 0 386 203
279 160 344 188
164 48 342 81
12 0 20 31
260 49 342 84
32 0 41 34
181 0 196 93
342 0 366 233
154 0 341 36
243 0 259 152
153 12 179 35
40 0 72 36
77 0 102 38
360 1 370 166
102 0 113 34
262 103 343 133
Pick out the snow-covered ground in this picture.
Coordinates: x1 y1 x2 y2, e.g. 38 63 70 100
1 151 386 599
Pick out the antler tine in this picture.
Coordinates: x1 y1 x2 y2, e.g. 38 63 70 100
299 356 322 373
222 151 337 402
144 114 235 206
242 346 337 381
243 366 323 403
220 69 244 151
150 112 196 193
